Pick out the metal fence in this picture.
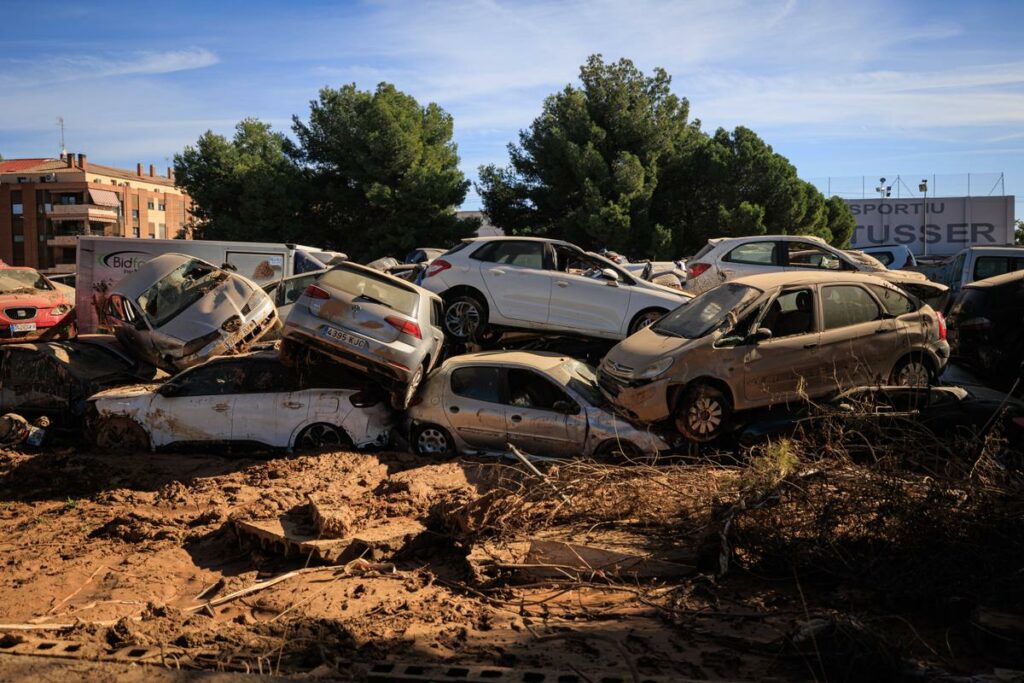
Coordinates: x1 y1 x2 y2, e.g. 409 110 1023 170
808 173 1006 199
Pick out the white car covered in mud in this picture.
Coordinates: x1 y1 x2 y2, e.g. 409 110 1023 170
87 352 392 452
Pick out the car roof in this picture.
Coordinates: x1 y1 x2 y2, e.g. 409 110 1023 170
730 271 892 289
708 234 831 247
964 269 1024 289
460 236 578 248
959 246 1024 254
443 350 576 371
329 261 442 301
112 253 209 298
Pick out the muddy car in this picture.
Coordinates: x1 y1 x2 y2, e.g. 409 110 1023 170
0 264 76 343
104 254 277 373
280 261 445 410
0 335 165 428
598 272 950 442
88 351 392 452
407 351 671 459
947 270 1024 392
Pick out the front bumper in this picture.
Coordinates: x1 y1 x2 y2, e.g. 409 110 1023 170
597 367 674 424
0 316 76 343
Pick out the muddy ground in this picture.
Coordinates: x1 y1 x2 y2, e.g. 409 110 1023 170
0 444 1021 682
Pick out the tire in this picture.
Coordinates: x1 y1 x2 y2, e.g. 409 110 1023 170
295 423 352 451
675 384 732 443
594 439 644 463
890 354 934 387
93 416 150 453
391 364 425 410
628 308 668 336
443 295 486 340
412 423 454 457
471 322 503 348
279 338 301 366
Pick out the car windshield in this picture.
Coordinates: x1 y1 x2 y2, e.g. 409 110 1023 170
320 266 419 316
653 283 760 339
559 359 605 406
0 269 53 295
844 250 887 271
136 259 227 328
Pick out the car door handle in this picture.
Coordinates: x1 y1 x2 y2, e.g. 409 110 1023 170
213 403 230 412
488 269 505 276
510 414 522 423
285 401 303 409
555 280 569 288
449 406 460 413
803 343 818 349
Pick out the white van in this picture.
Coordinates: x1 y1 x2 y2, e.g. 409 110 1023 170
932 246 1024 297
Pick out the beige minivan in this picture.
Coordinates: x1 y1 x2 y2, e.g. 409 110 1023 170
597 272 950 442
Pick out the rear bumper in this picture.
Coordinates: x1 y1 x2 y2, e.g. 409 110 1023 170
282 325 416 389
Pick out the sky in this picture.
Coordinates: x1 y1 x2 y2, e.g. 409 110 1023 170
1 0 1022 215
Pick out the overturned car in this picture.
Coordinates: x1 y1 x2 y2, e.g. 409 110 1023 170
104 254 277 373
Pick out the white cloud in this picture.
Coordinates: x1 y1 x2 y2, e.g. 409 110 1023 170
0 48 218 86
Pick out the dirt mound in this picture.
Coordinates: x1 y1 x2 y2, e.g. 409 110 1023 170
89 512 182 545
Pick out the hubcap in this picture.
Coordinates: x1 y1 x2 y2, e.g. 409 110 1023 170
445 301 481 338
897 362 930 387
634 312 662 332
687 397 722 435
303 424 342 448
417 428 448 454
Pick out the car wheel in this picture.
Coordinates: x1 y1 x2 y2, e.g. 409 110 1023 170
891 355 933 387
279 338 301 366
444 295 486 340
391 364 425 410
675 384 732 443
412 423 454 456
296 423 351 451
594 438 644 462
93 416 150 453
628 308 667 335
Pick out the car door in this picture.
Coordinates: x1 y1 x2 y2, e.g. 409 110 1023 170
547 247 633 335
503 368 586 457
818 284 894 388
231 359 304 447
145 360 245 446
474 241 554 323
715 240 783 284
742 287 824 405
444 365 508 450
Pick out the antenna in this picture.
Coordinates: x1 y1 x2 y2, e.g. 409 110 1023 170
57 117 66 157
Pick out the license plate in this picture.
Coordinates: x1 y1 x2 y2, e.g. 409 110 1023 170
324 326 369 350
10 323 36 333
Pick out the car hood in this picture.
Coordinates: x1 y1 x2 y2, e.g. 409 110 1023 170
0 289 68 308
156 276 258 341
875 270 928 283
90 383 161 401
634 279 692 299
604 326 692 372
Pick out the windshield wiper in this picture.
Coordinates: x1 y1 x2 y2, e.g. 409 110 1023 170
354 293 392 309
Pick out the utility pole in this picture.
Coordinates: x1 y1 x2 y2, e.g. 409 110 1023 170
919 179 929 257
875 177 892 244
57 117 66 158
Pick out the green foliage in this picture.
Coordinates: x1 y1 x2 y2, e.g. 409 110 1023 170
174 119 308 242
1015 219 1024 245
479 55 855 257
291 83 478 260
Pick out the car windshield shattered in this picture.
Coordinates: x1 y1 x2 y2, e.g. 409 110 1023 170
653 283 760 339
320 266 419 316
136 259 227 328
559 359 605 405
0 269 53 295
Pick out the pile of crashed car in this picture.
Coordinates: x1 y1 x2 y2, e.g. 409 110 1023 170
1 232 1022 456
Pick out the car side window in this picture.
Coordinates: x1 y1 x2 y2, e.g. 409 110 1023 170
472 241 545 269
280 274 317 305
244 361 299 393
759 288 816 337
822 285 881 330
787 242 842 270
974 256 1009 281
431 300 443 329
725 242 776 266
450 366 503 403
867 284 918 316
873 251 895 266
175 362 246 397
505 369 572 411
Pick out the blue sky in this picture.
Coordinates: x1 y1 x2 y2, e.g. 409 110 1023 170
2 0 1022 216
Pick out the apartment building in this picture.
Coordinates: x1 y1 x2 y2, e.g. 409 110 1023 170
0 153 193 272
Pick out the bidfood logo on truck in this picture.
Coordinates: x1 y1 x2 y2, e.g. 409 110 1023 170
101 250 148 273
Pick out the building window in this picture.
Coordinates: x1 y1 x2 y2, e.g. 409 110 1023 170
157 202 166 211
132 209 140 219
158 223 166 239
133 227 140 238
147 200 155 210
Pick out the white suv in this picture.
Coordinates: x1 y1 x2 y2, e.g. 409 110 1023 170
684 235 927 295
420 237 691 341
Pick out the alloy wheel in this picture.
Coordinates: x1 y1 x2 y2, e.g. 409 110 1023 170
445 301 481 338
299 423 344 449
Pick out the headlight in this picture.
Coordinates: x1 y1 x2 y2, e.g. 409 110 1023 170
181 330 222 356
50 304 72 316
636 357 674 380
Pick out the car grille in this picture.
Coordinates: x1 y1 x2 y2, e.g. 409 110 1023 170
4 307 37 321
597 367 631 398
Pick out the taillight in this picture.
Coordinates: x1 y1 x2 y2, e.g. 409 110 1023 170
386 315 422 339
426 259 452 278
936 311 947 340
688 262 711 279
304 284 331 300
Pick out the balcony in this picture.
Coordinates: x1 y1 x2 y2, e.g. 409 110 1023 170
46 203 118 223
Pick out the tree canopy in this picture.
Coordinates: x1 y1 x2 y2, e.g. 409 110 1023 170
478 55 855 257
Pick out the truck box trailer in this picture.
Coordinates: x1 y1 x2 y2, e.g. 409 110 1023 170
75 236 344 333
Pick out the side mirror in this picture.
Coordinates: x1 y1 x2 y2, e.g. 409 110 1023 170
221 262 238 272
750 327 773 343
600 268 620 285
553 400 579 415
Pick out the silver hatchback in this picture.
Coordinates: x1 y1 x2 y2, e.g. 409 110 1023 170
280 262 445 409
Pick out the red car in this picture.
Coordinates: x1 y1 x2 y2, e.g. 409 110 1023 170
0 265 76 342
